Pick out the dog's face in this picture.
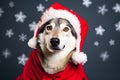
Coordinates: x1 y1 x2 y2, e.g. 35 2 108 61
38 18 77 53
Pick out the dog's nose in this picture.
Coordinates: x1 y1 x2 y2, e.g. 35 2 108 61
50 38 60 47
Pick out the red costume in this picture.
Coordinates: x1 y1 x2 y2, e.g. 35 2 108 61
17 49 88 80
17 2 88 80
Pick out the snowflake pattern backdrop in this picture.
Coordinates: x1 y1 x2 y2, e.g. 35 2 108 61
0 0 120 80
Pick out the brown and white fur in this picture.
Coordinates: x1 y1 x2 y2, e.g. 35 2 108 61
37 18 77 74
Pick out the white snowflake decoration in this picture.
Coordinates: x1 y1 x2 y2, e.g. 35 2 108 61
0 8 4 17
36 3 45 12
17 53 28 66
2 49 11 59
29 21 37 31
9 1 15 8
115 21 120 32
45 0 49 2
18 33 27 42
109 39 115 46
113 3 120 13
100 51 109 62
95 25 105 36
15 11 27 23
98 4 108 15
82 0 92 7
94 41 99 46
5 29 14 38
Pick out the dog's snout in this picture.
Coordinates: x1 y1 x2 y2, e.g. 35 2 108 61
50 38 60 47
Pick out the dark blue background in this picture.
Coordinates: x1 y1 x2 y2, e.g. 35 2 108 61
0 0 120 80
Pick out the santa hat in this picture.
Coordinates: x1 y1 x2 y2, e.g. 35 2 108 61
28 2 88 65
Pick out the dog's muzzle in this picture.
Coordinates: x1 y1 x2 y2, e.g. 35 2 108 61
50 38 60 50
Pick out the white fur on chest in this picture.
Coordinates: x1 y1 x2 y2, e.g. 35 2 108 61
41 48 72 74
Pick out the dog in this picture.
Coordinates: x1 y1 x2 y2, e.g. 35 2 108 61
17 2 88 80
37 18 77 74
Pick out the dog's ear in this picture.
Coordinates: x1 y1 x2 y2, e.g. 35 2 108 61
67 22 77 39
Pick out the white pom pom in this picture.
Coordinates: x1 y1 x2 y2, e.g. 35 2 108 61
72 52 87 65
27 37 37 49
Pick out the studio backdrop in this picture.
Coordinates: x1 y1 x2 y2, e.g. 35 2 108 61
0 0 120 80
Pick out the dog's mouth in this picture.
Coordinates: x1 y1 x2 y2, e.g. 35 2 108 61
51 46 61 50
50 45 65 50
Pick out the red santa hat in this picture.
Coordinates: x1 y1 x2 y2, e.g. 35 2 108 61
28 2 88 65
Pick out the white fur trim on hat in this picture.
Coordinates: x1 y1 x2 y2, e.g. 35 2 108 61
72 52 87 65
27 37 37 49
28 8 81 51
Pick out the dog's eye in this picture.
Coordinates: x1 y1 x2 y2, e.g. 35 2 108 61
63 27 69 32
46 25 52 31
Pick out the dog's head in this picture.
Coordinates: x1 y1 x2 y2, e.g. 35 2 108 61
37 18 77 53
